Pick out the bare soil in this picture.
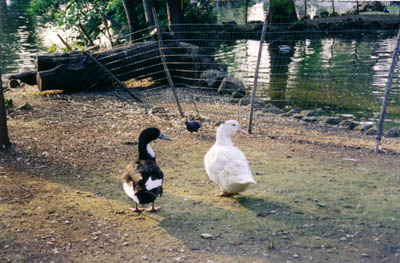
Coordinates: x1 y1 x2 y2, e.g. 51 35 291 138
1 85 400 263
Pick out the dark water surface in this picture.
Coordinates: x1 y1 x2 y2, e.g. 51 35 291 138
0 0 46 74
214 33 400 127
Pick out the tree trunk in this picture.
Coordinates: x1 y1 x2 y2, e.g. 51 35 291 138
267 0 298 25
166 0 184 40
142 0 155 27
122 0 142 42
0 73 11 150
304 0 307 19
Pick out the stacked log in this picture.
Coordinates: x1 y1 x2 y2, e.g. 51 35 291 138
13 41 225 92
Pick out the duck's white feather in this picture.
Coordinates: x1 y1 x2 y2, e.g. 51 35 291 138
204 120 256 193
147 145 155 158
145 177 163 191
123 182 140 204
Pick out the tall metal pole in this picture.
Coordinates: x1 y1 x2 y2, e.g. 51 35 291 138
248 18 268 134
376 29 400 153
152 8 184 118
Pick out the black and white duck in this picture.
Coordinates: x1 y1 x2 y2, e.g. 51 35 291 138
122 127 171 212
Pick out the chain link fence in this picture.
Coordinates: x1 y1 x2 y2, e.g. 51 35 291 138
90 21 400 151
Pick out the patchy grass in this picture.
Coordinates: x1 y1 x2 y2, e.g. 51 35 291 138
1 86 400 262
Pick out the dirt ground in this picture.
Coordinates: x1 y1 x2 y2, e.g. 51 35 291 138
1 85 400 263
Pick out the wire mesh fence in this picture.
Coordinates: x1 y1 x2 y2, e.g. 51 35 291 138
90 22 400 149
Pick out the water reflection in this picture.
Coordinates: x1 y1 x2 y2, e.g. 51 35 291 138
0 0 44 74
215 33 400 125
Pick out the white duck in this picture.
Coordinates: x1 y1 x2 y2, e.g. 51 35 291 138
204 120 256 196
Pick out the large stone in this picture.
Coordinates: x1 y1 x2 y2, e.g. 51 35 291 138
217 76 246 97
340 120 358 130
239 97 251 106
303 116 318 123
356 123 374 133
262 103 284 114
284 108 301 117
365 128 378 136
385 126 400 138
300 109 326 117
199 69 227 89
319 116 341 125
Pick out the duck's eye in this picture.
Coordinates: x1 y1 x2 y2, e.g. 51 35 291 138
232 124 235 126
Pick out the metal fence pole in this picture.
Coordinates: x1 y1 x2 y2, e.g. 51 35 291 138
248 18 268 134
376 29 400 153
152 8 184 118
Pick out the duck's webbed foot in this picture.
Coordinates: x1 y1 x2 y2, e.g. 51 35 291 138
129 203 144 213
217 191 239 197
145 202 161 212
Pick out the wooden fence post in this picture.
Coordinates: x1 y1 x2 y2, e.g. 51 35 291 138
0 73 11 149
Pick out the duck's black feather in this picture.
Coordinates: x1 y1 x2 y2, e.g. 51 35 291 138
122 159 163 204
185 121 201 133
122 127 170 208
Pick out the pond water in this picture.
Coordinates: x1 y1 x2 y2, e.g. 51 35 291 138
0 0 41 74
214 33 400 127
0 0 61 75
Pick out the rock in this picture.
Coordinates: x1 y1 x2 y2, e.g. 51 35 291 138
201 233 213 239
285 108 300 116
231 91 244 99
293 114 303 120
8 79 20 88
262 103 284 114
199 69 227 89
300 109 326 117
340 120 358 130
303 116 318 123
385 126 400 138
228 97 240 104
149 107 166 114
139 103 152 109
365 127 377 136
17 103 33 111
217 76 246 97
239 97 251 106
356 123 374 132
320 116 341 125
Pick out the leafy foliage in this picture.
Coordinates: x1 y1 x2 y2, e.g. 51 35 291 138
183 0 217 24
4 98 13 110
29 0 217 46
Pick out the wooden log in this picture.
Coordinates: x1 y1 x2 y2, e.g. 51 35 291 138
82 51 143 102
36 52 83 72
10 71 37 85
33 41 225 92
